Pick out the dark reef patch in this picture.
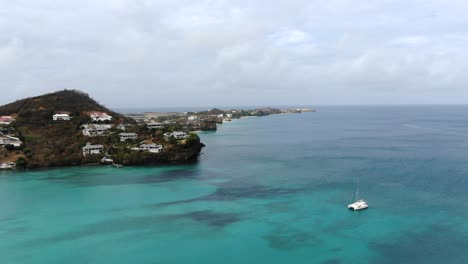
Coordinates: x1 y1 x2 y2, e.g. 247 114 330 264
369 224 468 264
20 210 241 248
329 247 342 252
172 210 241 228
156 183 304 207
20 215 162 247
42 167 203 187
263 228 321 251
207 185 302 200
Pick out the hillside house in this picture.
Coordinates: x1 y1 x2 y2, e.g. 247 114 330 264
101 156 114 163
0 162 16 169
82 143 104 156
119 132 138 142
0 116 13 125
53 113 71 121
82 124 112 136
90 112 112 122
0 134 22 147
146 122 163 129
164 131 188 141
188 116 198 122
135 144 163 153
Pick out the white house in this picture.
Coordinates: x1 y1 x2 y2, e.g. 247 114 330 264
226 114 233 118
82 143 104 156
188 116 198 122
82 124 112 136
90 112 112 122
164 131 188 141
53 113 70 121
119 132 138 142
101 156 114 163
146 122 163 129
0 116 13 125
0 162 16 169
0 134 22 147
138 144 163 153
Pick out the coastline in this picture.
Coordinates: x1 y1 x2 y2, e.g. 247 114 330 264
0 91 314 170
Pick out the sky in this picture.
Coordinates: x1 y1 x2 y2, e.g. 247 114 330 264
1 0 468 108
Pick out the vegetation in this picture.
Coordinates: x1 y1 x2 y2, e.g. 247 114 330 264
0 90 204 168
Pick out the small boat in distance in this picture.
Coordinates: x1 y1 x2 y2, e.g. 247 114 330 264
348 175 369 211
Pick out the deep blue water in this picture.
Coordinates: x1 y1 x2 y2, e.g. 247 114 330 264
2 106 468 263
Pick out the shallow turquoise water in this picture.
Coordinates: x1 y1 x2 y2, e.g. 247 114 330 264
2 106 468 263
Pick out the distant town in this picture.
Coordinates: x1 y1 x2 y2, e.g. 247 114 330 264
125 106 315 132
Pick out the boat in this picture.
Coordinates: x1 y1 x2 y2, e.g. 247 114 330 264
348 175 369 211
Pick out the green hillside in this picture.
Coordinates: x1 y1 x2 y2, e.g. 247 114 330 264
0 90 203 168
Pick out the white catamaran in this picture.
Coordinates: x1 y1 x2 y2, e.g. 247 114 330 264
348 175 369 211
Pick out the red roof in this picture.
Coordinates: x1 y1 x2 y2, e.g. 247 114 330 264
89 112 108 117
0 116 12 122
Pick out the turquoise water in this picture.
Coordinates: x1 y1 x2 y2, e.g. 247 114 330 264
2 106 468 263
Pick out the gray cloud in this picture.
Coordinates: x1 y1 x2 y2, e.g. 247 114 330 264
1 0 468 107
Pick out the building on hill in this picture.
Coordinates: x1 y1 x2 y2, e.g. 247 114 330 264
89 112 112 122
82 124 112 136
0 116 13 125
0 133 22 147
101 156 114 163
146 122 163 129
53 113 70 121
164 131 188 141
188 116 198 122
139 144 163 153
119 132 138 142
82 143 104 156
0 162 16 169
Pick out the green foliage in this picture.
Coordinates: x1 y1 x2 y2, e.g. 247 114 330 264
168 136 178 145
0 90 204 168
138 124 150 134
185 133 200 148
16 157 28 168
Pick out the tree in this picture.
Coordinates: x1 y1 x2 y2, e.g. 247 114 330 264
16 157 28 168
185 133 200 148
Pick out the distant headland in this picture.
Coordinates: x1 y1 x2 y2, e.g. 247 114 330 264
0 89 314 169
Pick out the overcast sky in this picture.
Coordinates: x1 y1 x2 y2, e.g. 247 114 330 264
1 0 468 108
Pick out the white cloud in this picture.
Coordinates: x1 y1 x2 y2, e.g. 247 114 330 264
1 0 468 106
391 36 431 46
268 29 309 46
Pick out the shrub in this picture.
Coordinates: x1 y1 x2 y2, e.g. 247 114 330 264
16 157 28 168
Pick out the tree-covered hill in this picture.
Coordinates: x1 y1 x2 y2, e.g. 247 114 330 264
0 90 203 168
0 89 134 124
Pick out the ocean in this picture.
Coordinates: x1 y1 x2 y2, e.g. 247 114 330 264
2 106 468 263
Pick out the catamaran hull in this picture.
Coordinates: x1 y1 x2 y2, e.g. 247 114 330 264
348 200 369 211
348 205 368 211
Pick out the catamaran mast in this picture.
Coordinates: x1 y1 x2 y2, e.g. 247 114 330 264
355 174 360 201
